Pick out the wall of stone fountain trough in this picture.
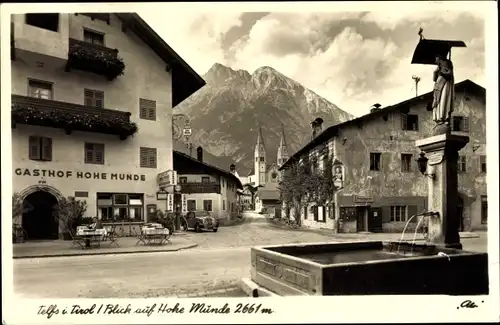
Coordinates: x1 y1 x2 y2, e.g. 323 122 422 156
251 241 489 296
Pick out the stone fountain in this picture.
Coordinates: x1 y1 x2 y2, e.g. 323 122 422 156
241 35 488 297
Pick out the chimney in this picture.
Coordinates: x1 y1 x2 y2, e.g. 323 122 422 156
370 103 382 113
311 117 324 138
197 146 203 163
230 164 236 174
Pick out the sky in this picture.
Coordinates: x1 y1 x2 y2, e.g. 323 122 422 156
140 8 486 117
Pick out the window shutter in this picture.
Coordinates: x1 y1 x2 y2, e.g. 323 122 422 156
94 91 104 108
462 117 470 132
41 137 52 161
381 206 391 223
84 89 94 106
313 206 318 221
414 117 419 131
95 144 104 164
29 136 40 160
148 148 157 168
407 205 418 223
85 143 94 163
400 114 407 130
304 206 307 219
462 156 467 172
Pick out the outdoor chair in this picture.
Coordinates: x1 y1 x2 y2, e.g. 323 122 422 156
107 229 120 248
135 227 146 246
69 230 85 249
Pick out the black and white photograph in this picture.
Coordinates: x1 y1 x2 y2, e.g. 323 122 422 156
1 1 498 324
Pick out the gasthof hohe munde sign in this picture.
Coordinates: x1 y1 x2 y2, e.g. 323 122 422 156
14 168 146 181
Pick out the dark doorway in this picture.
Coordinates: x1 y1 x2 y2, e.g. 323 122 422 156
173 192 182 231
356 207 367 232
457 196 464 232
368 207 383 233
22 191 59 240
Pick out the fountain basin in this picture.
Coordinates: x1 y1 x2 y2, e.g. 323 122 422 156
250 241 488 296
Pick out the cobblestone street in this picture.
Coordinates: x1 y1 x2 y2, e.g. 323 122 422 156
13 212 488 298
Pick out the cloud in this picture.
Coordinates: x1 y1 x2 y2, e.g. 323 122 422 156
142 10 485 116
140 11 243 74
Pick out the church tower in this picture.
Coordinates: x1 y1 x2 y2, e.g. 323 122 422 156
277 124 289 167
254 125 267 187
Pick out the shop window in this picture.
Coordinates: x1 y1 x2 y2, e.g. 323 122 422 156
390 205 407 222
97 193 144 221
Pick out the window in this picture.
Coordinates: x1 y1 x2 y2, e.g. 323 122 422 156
28 136 52 161
201 176 210 183
370 152 381 171
451 116 470 132
390 206 407 222
303 206 307 219
179 177 188 184
84 143 105 165
25 13 59 32
259 157 265 162
140 147 157 168
139 98 156 121
223 200 226 210
401 114 419 131
401 154 413 172
458 156 467 173
83 29 104 46
97 193 144 221
231 202 234 212
84 89 104 108
480 155 486 173
28 80 53 100
203 199 213 212
187 199 196 212
481 196 487 224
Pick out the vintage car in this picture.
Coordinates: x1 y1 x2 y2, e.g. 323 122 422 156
183 210 219 233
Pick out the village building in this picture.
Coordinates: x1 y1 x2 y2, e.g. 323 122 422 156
280 79 487 233
11 13 205 240
173 148 242 220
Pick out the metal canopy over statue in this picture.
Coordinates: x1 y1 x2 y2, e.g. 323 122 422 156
411 28 467 135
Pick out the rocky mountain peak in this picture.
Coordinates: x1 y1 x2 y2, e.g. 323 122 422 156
251 65 299 90
204 63 251 85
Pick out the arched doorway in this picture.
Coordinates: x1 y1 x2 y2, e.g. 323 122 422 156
22 191 59 240
457 196 464 232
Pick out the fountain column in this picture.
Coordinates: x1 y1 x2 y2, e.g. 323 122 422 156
416 132 469 249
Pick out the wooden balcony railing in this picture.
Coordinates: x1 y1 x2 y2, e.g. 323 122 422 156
11 95 138 139
180 182 221 194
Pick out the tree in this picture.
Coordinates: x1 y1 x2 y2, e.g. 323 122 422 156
279 147 336 226
54 196 88 235
12 192 24 224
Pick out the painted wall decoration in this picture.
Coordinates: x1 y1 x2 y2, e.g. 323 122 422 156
332 159 345 190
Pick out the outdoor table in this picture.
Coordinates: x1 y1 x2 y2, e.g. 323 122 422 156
141 227 170 245
77 229 106 248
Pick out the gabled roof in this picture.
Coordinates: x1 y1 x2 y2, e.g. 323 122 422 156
173 151 243 189
115 13 206 107
279 79 485 170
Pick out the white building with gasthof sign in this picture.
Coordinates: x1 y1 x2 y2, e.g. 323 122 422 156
10 12 205 240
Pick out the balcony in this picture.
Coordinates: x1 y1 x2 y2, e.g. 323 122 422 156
11 14 70 68
180 182 221 194
11 95 138 139
66 38 125 81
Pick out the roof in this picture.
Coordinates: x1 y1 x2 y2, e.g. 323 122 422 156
279 79 484 170
115 13 206 107
173 151 243 189
256 189 280 201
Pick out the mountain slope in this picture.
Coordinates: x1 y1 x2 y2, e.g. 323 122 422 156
176 63 354 175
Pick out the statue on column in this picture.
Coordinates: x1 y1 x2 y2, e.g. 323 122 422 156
411 28 466 134
431 54 455 126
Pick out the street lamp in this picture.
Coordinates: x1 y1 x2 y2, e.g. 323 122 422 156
416 152 435 179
